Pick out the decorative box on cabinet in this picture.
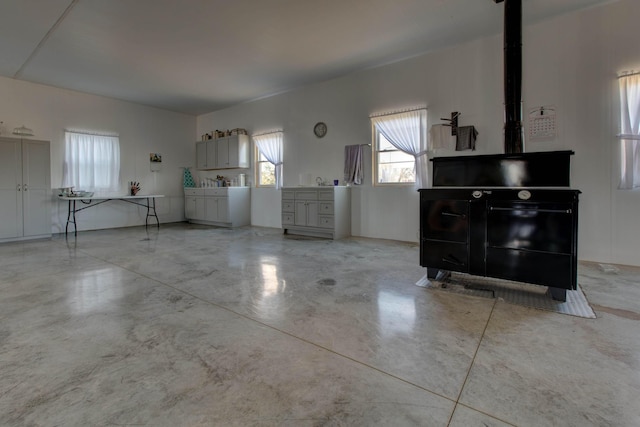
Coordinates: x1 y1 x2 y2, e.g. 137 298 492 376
195 135 249 170
0 137 51 242
184 187 250 227
281 187 350 239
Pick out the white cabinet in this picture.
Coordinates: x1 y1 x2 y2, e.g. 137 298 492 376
281 187 350 239
216 135 249 169
184 188 206 220
0 137 51 242
205 195 229 223
195 135 249 170
184 187 250 227
195 140 217 170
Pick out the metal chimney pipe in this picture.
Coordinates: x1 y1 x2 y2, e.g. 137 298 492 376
495 0 524 153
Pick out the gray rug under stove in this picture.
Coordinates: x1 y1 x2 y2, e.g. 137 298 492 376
417 272 596 319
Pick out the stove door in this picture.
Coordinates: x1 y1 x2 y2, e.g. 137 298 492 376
486 200 576 289
420 199 469 273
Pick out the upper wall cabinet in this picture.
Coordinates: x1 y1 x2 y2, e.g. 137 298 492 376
196 135 249 170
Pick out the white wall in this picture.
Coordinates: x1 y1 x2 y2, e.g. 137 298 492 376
197 0 640 266
0 77 195 233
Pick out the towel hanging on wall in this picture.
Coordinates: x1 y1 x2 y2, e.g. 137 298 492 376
429 124 456 150
456 126 478 151
344 145 363 185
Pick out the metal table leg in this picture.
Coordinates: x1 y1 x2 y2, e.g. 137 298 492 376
65 199 77 237
145 197 160 228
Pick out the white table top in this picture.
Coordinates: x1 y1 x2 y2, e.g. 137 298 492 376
58 194 164 200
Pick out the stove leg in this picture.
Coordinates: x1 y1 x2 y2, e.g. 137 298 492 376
547 286 567 302
426 268 440 279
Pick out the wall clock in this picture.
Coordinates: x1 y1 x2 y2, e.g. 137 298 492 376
313 122 327 138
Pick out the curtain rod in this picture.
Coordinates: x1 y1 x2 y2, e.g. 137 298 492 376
618 70 640 79
252 130 283 137
369 106 426 118
65 129 119 137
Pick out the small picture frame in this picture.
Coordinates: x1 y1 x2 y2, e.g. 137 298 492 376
150 153 162 172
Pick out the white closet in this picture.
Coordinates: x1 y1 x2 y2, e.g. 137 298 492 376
0 137 51 241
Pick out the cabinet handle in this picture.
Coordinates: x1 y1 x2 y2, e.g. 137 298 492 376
23 184 28 191
17 184 21 191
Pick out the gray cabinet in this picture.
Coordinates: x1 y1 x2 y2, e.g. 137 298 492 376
205 195 229 223
195 140 217 170
196 135 249 170
184 188 206 220
282 187 350 239
0 137 51 242
184 187 249 227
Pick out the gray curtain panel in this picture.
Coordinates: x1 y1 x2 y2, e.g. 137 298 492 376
344 145 363 185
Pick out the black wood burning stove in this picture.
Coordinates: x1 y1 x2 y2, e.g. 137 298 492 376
419 1 581 301
419 152 580 301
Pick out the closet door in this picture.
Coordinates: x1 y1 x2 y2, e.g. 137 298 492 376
0 138 22 239
22 140 51 237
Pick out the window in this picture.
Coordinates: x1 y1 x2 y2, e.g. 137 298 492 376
256 146 276 186
619 73 640 189
371 109 428 187
253 131 283 189
62 131 120 192
375 132 416 184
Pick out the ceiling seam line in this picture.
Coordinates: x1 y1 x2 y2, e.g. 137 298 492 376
13 0 80 79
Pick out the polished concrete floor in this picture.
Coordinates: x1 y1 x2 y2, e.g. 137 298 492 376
1 223 639 426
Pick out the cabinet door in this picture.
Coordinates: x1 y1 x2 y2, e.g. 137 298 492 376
216 138 230 168
185 196 197 219
294 201 308 226
223 135 250 168
205 197 229 222
216 197 229 222
206 140 216 170
306 201 319 227
205 197 218 221
196 141 207 169
295 201 320 227
22 140 51 237
0 138 22 239
186 196 205 220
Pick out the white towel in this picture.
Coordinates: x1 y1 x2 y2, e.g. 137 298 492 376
429 124 456 150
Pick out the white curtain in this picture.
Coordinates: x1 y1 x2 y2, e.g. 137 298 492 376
63 131 120 191
371 109 428 188
619 74 640 189
253 131 283 189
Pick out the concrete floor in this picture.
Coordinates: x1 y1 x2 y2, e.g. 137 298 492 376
1 223 639 426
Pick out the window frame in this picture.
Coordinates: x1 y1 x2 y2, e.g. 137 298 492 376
371 114 422 187
254 143 276 187
62 131 120 192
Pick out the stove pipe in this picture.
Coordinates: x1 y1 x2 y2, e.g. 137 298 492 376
495 0 524 154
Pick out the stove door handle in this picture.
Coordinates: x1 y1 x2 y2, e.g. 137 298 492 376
442 255 465 267
441 211 467 219
490 207 572 214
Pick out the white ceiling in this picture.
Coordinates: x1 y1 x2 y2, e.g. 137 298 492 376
0 0 616 115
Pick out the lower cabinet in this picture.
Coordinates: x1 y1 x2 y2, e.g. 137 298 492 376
184 187 249 227
281 187 350 239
